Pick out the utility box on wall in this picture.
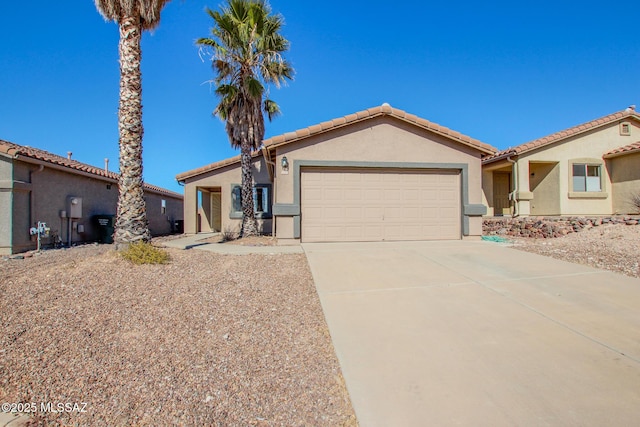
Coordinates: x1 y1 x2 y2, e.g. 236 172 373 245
68 197 83 218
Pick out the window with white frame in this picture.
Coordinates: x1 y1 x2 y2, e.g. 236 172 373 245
161 199 167 214
230 184 271 217
572 163 601 192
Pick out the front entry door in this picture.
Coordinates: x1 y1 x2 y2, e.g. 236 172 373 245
493 173 511 216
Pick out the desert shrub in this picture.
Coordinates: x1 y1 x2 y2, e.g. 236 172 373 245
220 226 239 242
631 193 640 213
120 241 170 265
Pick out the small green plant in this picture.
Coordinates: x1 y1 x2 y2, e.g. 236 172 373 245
120 241 170 265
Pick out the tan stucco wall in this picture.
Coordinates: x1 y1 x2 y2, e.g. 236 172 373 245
273 116 485 239
145 191 184 236
6 160 183 253
182 156 273 235
181 116 486 241
0 156 13 254
529 162 560 215
510 120 639 216
609 152 640 214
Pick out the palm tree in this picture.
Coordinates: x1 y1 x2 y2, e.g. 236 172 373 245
198 0 293 237
94 0 170 247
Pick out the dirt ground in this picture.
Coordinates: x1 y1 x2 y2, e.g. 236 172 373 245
510 223 640 278
0 244 357 426
2 225 637 425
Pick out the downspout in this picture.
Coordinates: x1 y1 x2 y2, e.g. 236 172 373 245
506 156 518 217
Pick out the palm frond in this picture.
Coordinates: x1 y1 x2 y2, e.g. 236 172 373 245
200 0 294 149
94 0 171 29
263 99 280 121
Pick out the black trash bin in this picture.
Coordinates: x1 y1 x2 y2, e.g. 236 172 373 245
93 215 115 244
174 220 184 234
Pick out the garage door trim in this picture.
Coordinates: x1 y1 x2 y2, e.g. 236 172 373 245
272 160 486 238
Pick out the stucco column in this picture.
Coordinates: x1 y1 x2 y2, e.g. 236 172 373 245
183 184 198 234
516 160 533 216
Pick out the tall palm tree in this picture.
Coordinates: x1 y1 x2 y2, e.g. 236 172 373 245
94 0 170 247
198 0 293 237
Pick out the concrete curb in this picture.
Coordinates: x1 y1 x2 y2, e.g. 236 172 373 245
158 234 304 255
0 412 31 427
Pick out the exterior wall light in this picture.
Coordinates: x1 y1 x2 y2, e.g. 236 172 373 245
281 156 289 172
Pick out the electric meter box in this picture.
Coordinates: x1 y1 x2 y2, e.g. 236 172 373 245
68 197 83 218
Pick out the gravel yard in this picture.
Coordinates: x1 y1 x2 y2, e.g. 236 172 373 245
510 223 640 278
0 244 357 426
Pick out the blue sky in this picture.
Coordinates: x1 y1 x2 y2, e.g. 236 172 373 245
1 1 638 193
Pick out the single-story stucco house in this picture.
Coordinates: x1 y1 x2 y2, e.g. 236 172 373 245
176 104 496 244
0 139 184 254
482 106 640 217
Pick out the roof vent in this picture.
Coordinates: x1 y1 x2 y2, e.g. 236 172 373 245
104 158 109 172
67 151 72 160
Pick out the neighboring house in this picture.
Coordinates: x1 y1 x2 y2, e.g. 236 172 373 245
0 140 183 254
482 106 640 217
176 104 496 244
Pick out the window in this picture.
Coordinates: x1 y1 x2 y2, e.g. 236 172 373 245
254 187 267 213
231 186 242 212
620 122 631 136
230 184 271 218
572 164 601 192
161 199 167 214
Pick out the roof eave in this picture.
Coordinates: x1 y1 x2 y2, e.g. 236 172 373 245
176 151 264 182
482 150 518 165
15 155 119 183
603 147 640 159
265 110 496 155
500 111 640 159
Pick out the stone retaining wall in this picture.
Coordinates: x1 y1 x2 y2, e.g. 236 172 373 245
483 216 640 238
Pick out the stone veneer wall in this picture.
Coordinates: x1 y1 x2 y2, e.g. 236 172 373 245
483 216 640 238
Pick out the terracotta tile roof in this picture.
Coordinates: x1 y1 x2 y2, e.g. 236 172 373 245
263 104 497 154
0 139 183 199
603 141 640 159
175 151 264 182
176 105 496 181
483 107 640 164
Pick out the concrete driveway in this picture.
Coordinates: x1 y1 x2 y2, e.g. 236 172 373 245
303 240 640 427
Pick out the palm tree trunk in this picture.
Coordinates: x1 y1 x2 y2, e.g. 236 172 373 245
240 140 259 237
114 15 151 248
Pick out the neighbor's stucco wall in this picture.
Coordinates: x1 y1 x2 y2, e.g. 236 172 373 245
11 162 120 251
8 160 183 253
0 156 13 254
145 191 183 236
272 116 485 239
609 152 640 214
529 162 560 216
182 156 272 235
514 120 640 216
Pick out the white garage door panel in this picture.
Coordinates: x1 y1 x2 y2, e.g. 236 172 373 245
301 169 461 242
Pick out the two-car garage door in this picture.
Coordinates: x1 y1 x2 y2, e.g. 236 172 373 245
301 168 461 242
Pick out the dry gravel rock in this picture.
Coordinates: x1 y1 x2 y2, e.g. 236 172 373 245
0 244 357 426
510 223 640 278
